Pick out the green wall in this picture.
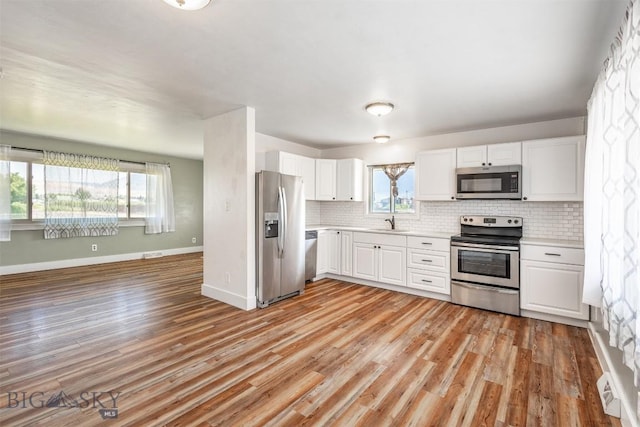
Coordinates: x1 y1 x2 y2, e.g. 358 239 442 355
0 131 203 267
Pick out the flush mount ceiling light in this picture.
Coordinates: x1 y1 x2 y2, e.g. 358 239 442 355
365 102 394 117
373 135 391 144
162 0 211 10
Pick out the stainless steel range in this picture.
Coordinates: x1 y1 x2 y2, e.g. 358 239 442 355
450 215 522 316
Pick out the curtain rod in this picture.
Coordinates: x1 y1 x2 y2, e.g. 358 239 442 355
367 162 414 168
9 146 170 167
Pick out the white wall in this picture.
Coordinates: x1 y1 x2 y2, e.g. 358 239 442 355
202 107 256 310
255 133 321 172
320 117 585 163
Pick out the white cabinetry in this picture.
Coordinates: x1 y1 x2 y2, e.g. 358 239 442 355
415 148 457 201
317 229 340 275
353 232 406 286
265 151 316 200
336 159 364 201
315 159 337 201
340 231 353 276
521 136 585 201
406 236 451 295
520 243 589 321
457 142 522 168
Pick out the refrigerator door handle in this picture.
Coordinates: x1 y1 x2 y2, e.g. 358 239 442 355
281 187 288 256
277 186 285 257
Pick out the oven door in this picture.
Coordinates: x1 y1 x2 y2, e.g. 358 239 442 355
451 242 520 289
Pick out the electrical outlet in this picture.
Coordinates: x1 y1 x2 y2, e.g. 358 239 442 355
91 244 98 252
191 237 197 244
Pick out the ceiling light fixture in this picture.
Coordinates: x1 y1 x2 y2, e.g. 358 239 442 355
373 135 391 144
365 102 394 117
162 0 211 10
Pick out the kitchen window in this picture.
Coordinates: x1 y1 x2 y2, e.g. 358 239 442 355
369 164 416 214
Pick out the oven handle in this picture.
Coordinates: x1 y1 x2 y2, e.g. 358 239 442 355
451 242 519 252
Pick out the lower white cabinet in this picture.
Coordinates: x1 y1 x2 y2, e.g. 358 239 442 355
352 232 407 286
317 230 340 275
520 243 589 320
340 231 353 276
406 236 451 295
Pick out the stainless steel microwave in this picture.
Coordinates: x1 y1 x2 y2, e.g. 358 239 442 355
456 165 522 199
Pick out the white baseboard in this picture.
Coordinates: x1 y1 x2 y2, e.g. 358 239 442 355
588 322 638 427
520 309 589 328
201 283 257 311
0 246 204 275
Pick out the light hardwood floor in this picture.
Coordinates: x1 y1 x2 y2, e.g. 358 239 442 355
0 253 618 426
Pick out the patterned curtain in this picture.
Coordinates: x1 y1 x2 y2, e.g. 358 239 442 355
145 162 175 234
43 151 120 239
0 145 10 242
381 163 413 198
583 0 639 387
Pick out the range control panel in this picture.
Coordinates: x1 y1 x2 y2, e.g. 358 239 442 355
460 216 522 227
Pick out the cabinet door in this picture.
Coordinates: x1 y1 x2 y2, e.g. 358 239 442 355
378 245 406 286
298 156 316 200
456 146 487 168
327 231 341 274
488 142 521 166
316 231 329 274
336 159 364 201
520 260 589 320
522 136 585 201
415 148 457 201
353 243 377 281
315 159 337 200
340 231 353 276
279 152 299 176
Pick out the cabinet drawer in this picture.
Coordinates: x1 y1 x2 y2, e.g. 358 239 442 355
407 236 450 251
521 245 584 265
407 269 450 294
407 248 449 272
353 232 407 247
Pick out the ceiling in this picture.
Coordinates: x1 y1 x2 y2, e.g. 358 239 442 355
0 0 628 159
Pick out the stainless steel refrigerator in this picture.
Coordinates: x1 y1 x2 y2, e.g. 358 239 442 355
256 171 305 308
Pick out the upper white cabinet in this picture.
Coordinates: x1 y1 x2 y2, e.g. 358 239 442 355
315 158 363 201
265 151 316 200
457 142 522 168
521 136 585 201
415 148 457 201
336 159 364 201
315 159 337 200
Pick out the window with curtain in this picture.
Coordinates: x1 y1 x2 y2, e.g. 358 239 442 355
370 163 415 214
0 145 11 242
583 0 639 391
145 162 175 234
43 151 120 239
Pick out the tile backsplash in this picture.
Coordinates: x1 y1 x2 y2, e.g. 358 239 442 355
307 200 583 241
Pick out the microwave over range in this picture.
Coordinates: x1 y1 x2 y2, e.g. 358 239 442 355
456 165 522 200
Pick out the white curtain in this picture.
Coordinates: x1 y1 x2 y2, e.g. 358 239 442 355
583 0 640 387
0 145 11 242
145 162 175 234
43 151 120 239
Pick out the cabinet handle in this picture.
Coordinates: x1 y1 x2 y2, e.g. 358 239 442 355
350 197 353 200
544 252 561 257
337 231 340 234
332 197 335 200
421 259 433 262
451 196 455 200
421 279 433 283
421 242 432 245
482 162 486 166
523 197 528 200
488 162 492 166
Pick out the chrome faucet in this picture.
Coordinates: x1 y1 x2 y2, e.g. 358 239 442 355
385 215 396 230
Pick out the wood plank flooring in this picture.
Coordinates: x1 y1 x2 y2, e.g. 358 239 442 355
0 253 619 426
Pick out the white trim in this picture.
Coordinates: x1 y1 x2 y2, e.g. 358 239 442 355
588 322 639 427
0 246 203 275
201 283 257 311
520 309 589 328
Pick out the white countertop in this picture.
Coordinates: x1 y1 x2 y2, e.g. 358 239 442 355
520 238 584 249
305 225 452 239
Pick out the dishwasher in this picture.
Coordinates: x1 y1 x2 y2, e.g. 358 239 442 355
305 230 317 282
